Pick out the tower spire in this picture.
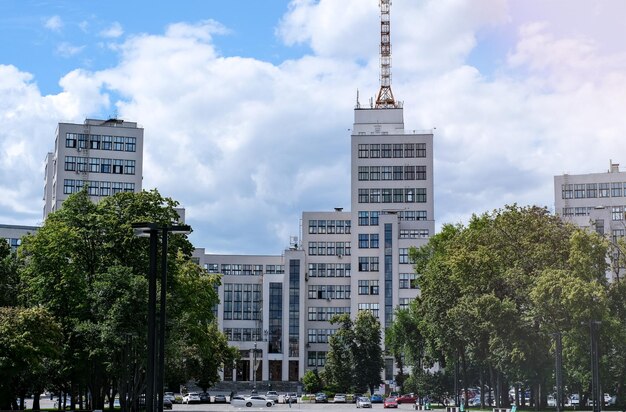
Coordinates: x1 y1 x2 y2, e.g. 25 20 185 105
375 0 396 108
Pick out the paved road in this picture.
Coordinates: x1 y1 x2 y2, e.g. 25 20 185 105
173 402 420 412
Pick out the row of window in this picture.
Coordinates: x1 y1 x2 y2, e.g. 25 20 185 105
358 234 379 248
308 242 351 256
63 179 135 196
307 263 351 278
561 206 626 221
307 307 350 321
399 211 428 221
358 188 427 203
399 273 419 289
307 285 351 300
223 328 263 342
399 229 429 239
358 143 426 159
307 328 337 343
223 283 262 320
308 220 351 234
307 351 326 367
358 280 379 295
209 264 284 275
358 257 379 272
358 166 426 181
561 182 626 199
64 156 136 175
65 133 137 152
4 238 20 253
358 211 380 226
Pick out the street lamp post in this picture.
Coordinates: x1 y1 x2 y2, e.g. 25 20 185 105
552 332 563 412
133 222 191 412
589 320 602 412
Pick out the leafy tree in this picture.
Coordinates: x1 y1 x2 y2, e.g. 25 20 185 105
325 314 356 392
302 369 324 394
353 310 384 394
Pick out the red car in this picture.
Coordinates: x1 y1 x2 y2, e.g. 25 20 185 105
396 394 418 404
384 397 398 408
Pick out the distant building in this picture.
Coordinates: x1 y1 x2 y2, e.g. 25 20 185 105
554 161 626 281
43 118 144 218
0 224 39 253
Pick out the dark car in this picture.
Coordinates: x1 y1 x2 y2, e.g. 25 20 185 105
163 398 173 410
397 394 418 404
315 393 328 403
199 392 211 403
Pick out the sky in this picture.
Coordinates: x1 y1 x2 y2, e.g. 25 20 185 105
1 0 626 255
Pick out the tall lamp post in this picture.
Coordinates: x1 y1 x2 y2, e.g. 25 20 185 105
133 222 191 412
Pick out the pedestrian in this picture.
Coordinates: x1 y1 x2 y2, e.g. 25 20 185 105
288 395 292 408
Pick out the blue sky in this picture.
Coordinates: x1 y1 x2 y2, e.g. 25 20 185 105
2 0 626 254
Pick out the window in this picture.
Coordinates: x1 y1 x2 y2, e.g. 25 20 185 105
399 248 410 264
359 234 369 248
393 189 403 203
399 298 410 310
612 206 624 221
586 183 597 198
382 189 392 203
125 160 136 175
574 184 585 198
358 303 379 318
393 144 403 158
561 184 573 199
113 159 124 174
358 166 369 181
381 144 392 158
65 133 77 148
112 182 123 194
63 179 75 194
612 182 622 197
416 166 426 180
113 136 125 151
416 188 427 203
102 135 113 150
399 273 417 289
393 166 403 180
358 144 369 158
88 180 99 196
358 257 369 272
599 183 610 197
370 166 380 180
90 134 100 149
101 158 112 173
370 211 379 226
404 143 414 157
417 211 427 220
381 166 392 180
89 158 99 173
76 157 87 172
100 181 111 196
404 166 415 180
308 220 318 234
78 134 87 149
370 234 379 248
358 280 369 295
359 211 369 226
64 156 76 171
405 188 414 203
370 144 380 158
124 183 134 192
416 143 426 157
125 137 137 152
370 189 381 203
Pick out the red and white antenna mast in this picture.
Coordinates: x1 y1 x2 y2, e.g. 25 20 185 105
375 0 397 108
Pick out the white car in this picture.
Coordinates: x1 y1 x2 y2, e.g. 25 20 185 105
183 392 200 404
357 397 372 408
164 393 176 403
334 394 347 403
265 391 279 402
231 395 274 407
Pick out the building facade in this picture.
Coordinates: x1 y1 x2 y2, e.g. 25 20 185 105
43 118 144 218
0 224 39 253
554 161 626 281
193 102 434 384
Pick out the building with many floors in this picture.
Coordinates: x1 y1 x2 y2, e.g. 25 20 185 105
43 118 144 218
554 161 626 281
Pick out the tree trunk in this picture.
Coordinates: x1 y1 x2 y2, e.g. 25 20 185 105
461 349 469 409
33 392 41 411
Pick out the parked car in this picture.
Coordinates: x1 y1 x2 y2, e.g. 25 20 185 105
214 394 227 403
183 392 200 404
163 398 173 410
397 394 418 404
231 395 273 407
315 393 328 403
384 397 398 408
286 393 298 403
164 392 176 404
199 392 211 403
334 394 347 403
371 394 384 403
357 397 373 408
266 391 279 402
569 394 580 407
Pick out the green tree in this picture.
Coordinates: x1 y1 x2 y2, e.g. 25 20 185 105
353 310 384 394
302 369 324 394
325 314 356 392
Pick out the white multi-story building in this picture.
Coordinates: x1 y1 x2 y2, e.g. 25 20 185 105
0 224 39 253
43 118 144 218
194 92 434 386
554 161 626 281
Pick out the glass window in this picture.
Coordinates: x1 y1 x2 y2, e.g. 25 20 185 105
393 144 403 158
381 144 392 158
612 182 622 197
90 134 100 149
358 144 369 158
404 143 414 157
586 183 597 198
370 166 380 180
102 135 113 150
358 211 369 226
574 184 585 198
370 144 380 158
599 183 610 197
125 137 137 152
358 166 369 181
416 143 426 157
382 166 392 180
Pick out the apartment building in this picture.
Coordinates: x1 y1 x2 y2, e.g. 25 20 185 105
43 118 144 218
554 161 626 281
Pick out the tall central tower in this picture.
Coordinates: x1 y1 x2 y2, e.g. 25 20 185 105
350 0 435 380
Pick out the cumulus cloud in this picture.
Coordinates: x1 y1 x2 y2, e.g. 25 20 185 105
44 15 63 31
99 22 124 38
3 0 626 253
56 42 86 57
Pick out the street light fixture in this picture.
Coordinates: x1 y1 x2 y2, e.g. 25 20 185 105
133 222 191 412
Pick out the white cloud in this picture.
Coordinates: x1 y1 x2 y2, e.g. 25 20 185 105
44 15 63 31
3 1 626 253
56 42 86 57
99 22 124 38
